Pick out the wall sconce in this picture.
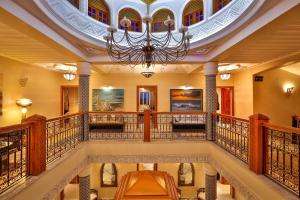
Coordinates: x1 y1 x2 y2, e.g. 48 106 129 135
285 87 294 96
283 84 295 96
16 98 32 119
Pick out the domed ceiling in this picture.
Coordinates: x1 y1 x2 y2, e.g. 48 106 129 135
34 0 266 52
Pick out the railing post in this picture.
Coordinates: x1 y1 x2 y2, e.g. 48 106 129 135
248 113 269 174
144 109 151 142
22 115 47 176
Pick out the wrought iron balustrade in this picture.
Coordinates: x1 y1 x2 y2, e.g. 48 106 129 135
46 113 83 163
88 112 144 140
212 113 249 163
262 123 300 196
0 124 30 193
151 112 207 140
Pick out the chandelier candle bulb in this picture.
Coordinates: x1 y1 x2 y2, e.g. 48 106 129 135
164 15 174 26
120 16 131 28
179 26 188 33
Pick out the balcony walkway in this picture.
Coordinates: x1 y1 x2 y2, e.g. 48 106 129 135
1 141 296 200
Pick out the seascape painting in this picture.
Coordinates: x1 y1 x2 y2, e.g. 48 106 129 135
92 89 124 111
170 89 203 111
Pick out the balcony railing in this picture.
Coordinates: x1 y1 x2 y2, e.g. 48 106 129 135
212 113 249 163
0 124 30 193
46 113 83 163
88 112 144 140
0 111 300 198
262 122 300 197
151 112 207 140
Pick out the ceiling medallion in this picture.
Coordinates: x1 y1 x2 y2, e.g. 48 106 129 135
104 4 192 74
141 71 155 78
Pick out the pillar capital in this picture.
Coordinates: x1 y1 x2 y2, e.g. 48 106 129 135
204 62 218 76
77 62 92 76
204 163 217 176
79 165 91 177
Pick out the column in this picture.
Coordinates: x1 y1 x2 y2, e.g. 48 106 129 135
78 62 91 141
79 166 90 200
204 0 214 20
79 0 88 15
204 62 218 141
204 163 218 200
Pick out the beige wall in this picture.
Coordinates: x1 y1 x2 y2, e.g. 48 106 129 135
0 58 236 126
96 73 233 112
90 162 205 199
233 70 254 119
0 56 63 126
254 68 300 126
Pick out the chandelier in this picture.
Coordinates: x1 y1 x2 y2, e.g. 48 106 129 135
104 5 192 68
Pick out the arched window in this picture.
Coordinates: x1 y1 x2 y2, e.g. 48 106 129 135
178 163 195 186
183 0 204 27
100 163 117 187
119 8 142 32
67 0 79 9
152 9 175 32
88 0 110 25
214 0 232 13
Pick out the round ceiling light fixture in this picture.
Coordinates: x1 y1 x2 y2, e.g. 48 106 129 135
220 73 231 80
141 71 154 78
63 73 76 81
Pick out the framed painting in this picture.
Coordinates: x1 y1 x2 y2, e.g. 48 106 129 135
92 89 124 111
170 89 203 111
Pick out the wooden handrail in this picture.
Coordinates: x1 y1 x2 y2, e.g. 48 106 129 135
88 111 143 115
0 123 31 134
262 122 300 135
212 112 249 123
46 112 83 122
152 111 207 115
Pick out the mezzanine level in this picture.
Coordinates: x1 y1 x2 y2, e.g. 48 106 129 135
0 111 299 200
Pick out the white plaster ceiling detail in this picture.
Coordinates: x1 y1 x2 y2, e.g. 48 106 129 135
35 0 261 50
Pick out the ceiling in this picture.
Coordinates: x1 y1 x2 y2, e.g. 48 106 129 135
0 1 299 75
0 8 80 64
215 4 300 64
93 63 201 74
281 62 300 76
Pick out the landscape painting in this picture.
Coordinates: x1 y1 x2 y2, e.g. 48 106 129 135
92 89 124 111
170 89 203 111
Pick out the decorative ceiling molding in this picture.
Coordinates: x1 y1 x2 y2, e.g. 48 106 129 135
36 0 261 50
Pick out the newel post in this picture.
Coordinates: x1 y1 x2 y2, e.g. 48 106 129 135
248 113 269 174
144 109 151 142
22 115 47 176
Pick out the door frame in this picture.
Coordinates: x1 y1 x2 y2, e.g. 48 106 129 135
217 86 234 116
60 85 79 116
136 85 158 112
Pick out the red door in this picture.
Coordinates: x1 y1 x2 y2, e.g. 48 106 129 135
221 88 232 115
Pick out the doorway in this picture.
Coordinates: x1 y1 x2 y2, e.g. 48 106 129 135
217 86 234 116
136 86 158 112
61 86 79 115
